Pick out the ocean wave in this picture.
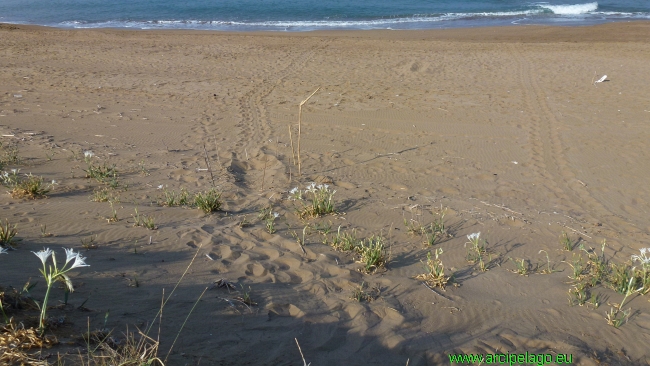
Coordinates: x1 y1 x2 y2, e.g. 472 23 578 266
54 6 650 31
537 2 598 15
60 11 544 30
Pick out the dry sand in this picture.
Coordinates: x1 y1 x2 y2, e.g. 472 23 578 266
1 22 650 365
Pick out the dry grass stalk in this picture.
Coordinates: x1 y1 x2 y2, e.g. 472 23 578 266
202 144 215 187
295 338 311 366
261 156 268 191
297 87 320 176
288 124 296 165
213 134 222 171
0 320 57 366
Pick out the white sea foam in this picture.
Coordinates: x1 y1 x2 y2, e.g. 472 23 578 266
64 10 545 30
57 3 650 32
538 2 598 15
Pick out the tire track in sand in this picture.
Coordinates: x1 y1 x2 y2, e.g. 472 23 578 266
188 38 330 189
511 44 638 233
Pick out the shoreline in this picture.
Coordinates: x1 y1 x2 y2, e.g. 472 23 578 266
2 20 650 42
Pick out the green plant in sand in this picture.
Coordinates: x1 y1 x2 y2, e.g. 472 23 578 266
416 248 450 289
351 282 378 302
32 247 89 334
160 187 190 207
258 205 279 234
356 235 388 274
465 232 493 271
631 248 650 295
538 250 559 274
605 277 637 328
0 219 19 249
508 257 533 276
2 171 52 199
132 208 156 230
0 142 21 167
83 152 119 187
193 188 222 214
90 187 118 203
327 226 362 252
290 183 336 219
424 211 447 246
560 231 575 251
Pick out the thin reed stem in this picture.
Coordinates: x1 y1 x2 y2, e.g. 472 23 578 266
164 286 209 364
298 87 320 176
145 245 202 336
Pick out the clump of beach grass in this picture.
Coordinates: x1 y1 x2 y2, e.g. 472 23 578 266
0 318 58 365
565 253 587 282
403 217 424 236
356 235 388 274
132 208 157 230
508 257 534 276
1 170 52 199
327 226 362 252
416 248 450 289
0 219 19 249
81 328 163 366
581 241 609 287
608 262 635 294
465 232 494 272
40 224 52 238
351 282 379 302
605 277 637 328
84 162 118 184
90 187 119 203
106 201 119 223
0 142 21 168
193 188 222 214
560 231 576 251
568 282 589 306
538 250 559 274
424 210 448 246
257 207 279 234
160 187 190 207
81 235 98 250
631 248 650 295
290 183 336 219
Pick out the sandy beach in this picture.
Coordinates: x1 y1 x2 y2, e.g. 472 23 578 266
1 22 650 365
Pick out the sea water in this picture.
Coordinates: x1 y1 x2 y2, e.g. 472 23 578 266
1 0 649 31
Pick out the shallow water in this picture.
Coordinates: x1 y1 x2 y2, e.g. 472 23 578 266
1 0 649 31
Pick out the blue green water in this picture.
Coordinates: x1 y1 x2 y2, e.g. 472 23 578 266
1 0 649 31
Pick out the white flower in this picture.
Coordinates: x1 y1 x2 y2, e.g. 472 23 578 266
632 248 650 265
83 151 94 158
64 248 78 265
467 232 480 242
323 184 329 190
273 212 279 218
69 252 89 269
289 187 299 194
305 183 317 193
11 169 17 174
157 184 164 190
33 248 53 265
0 247 8 254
